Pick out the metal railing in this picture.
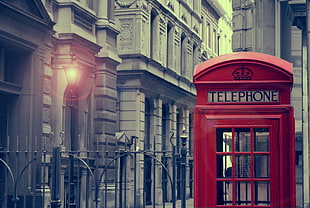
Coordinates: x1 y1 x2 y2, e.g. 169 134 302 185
0 135 192 208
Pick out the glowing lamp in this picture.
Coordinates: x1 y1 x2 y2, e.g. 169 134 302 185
64 57 82 86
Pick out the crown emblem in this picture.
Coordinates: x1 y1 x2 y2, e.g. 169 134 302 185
232 65 253 80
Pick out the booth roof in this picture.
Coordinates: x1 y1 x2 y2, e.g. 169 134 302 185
194 52 292 79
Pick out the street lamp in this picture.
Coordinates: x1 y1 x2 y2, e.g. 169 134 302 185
180 127 187 208
64 56 83 208
50 55 82 208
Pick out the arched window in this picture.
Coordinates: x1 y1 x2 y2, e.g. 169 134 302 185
213 29 217 52
150 9 159 60
180 33 187 76
207 23 211 48
192 43 198 75
201 16 205 42
166 21 174 69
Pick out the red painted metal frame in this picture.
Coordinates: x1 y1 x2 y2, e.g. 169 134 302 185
212 119 278 207
193 52 296 208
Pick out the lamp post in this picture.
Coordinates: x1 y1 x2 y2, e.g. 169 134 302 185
51 146 61 208
180 127 187 208
64 56 82 208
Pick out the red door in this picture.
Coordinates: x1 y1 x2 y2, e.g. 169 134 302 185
203 118 279 207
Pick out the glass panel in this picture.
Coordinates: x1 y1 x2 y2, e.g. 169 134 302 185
235 155 251 178
217 155 232 178
255 181 270 205
217 128 232 152
217 181 232 205
236 181 251 205
255 155 270 178
254 128 269 152
235 128 250 152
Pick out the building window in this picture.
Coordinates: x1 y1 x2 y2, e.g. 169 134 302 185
145 98 152 150
0 46 24 142
0 47 27 86
144 99 153 204
202 16 206 42
217 35 220 55
162 104 170 151
166 22 174 69
180 33 187 76
176 109 181 153
192 43 198 75
213 29 217 52
150 9 159 60
189 113 193 156
207 23 211 48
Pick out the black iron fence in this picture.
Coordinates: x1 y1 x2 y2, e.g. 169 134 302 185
0 135 193 208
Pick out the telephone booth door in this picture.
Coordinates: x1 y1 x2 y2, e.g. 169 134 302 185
208 118 279 207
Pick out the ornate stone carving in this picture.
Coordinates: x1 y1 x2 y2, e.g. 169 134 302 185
116 0 136 8
167 1 174 11
181 14 187 23
119 19 133 50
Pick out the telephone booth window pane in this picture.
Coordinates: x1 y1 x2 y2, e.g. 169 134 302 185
235 128 250 152
255 181 270 205
217 181 233 205
236 181 251 205
254 128 269 152
215 126 272 207
217 155 232 178
235 155 251 178
216 128 232 152
255 155 270 178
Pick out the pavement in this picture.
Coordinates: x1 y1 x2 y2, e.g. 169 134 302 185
145 198 194 208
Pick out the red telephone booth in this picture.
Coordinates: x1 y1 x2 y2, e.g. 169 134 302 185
193 52 295 208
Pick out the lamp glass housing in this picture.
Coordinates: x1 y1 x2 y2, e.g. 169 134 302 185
64 65 82 86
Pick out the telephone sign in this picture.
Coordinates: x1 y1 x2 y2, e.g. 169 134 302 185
193 52 295 208
208 90 279 103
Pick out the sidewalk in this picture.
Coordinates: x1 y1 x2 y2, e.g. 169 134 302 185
146 198 194 208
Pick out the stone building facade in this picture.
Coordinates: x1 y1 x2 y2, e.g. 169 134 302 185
0 0 231 207
0 0 54 207
115 0 231 205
